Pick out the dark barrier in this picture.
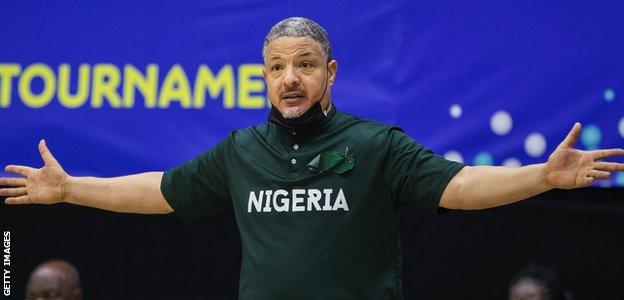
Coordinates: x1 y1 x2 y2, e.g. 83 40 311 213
2 188 622 299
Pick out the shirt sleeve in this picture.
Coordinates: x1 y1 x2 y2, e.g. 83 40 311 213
160 138 233 223
384 127 465 211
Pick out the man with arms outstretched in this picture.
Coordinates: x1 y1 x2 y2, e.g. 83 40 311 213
2 17 623 299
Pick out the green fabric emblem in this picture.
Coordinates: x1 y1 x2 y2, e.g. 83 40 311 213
307 148 355 174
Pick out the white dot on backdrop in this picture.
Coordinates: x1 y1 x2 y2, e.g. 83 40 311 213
524 133 547 158
502 157 522 168
444 150 464 163
619 116 624 139
490 110 513 136
449 104 462 119
604 88 615 102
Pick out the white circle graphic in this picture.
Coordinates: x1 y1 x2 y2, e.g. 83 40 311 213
502 157 522 168
490 110 513 136
524 133 547 158
444 150 464 163
450 104 462 119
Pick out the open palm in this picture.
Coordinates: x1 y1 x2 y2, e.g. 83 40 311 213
546 123 624 189
1 140 69 205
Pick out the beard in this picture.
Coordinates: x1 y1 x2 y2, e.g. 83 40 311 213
281 104 309 119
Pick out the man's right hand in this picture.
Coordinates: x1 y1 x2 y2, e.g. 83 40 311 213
1 140 69 205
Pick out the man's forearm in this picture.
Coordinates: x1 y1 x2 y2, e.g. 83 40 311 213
64 172 172 214
441 164 552 210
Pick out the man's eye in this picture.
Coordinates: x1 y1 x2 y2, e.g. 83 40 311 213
271 65 283 71
299 62 312 68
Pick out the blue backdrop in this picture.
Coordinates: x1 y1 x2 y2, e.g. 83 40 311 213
1 1 623 186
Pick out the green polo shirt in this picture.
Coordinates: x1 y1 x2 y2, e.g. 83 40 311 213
161 106 464 299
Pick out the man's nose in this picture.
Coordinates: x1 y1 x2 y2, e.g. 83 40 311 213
283 66 300 87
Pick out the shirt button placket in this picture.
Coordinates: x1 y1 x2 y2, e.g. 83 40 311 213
290 155 298 178
290 138 299 178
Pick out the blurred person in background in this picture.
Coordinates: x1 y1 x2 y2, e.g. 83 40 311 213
25 259 82 300
509 260 573 300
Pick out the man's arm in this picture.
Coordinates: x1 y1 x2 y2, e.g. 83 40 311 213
440 123 624 210
63 173 172 214
0 140 173 214
440 164 551 210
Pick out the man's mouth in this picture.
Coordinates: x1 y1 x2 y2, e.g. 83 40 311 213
281 91 306 101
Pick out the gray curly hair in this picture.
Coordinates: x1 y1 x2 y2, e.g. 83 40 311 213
262 17 333 62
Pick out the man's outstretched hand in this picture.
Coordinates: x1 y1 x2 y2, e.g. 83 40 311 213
1 140 69 205
545 122 624 189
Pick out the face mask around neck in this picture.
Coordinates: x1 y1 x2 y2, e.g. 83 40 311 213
268 101 330 134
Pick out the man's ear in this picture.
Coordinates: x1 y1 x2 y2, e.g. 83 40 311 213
328 60 338 86
262 66 267 83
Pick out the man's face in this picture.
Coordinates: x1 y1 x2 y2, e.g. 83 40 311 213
263 36 337 118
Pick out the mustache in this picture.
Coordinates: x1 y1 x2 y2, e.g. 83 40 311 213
280 89 306 99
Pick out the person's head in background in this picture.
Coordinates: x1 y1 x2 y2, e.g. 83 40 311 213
25 259 82 300
508 260 570 300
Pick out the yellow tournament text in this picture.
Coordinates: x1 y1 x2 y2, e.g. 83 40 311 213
0 63 268 109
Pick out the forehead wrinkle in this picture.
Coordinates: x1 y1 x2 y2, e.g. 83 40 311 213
265 38 323 60
296 51 315 58
266 51 321 65
269 44 312 56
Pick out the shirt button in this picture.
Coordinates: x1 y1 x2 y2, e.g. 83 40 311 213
293 144 299 150
291 158 297 165
292 131 298 136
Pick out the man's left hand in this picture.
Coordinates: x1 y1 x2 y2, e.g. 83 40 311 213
545 122 624 189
